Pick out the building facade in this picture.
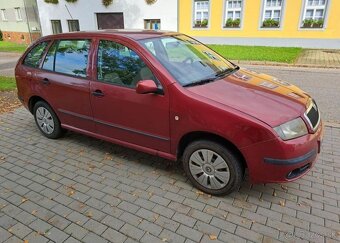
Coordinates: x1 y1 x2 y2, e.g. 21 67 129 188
0 0 41 44
179 0 340 48
36 0 178 36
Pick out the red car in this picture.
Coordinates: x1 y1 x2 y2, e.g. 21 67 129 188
15 30 323 195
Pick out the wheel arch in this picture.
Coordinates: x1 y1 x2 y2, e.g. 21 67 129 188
28 96 50 114
177 131 247 169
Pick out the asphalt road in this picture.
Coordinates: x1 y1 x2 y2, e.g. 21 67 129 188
244 65 340 124
0 51 339 123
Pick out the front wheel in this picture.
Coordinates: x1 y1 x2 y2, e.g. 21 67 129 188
182 140 244 196
33 101 65 139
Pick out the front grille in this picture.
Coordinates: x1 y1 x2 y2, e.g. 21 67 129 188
305 100 320 131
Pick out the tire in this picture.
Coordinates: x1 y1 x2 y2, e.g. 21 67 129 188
33 101 65 139
182 140 244 196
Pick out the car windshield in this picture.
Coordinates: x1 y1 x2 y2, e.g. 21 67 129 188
138 35 238 87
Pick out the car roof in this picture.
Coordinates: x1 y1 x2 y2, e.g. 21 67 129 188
44 29 179 41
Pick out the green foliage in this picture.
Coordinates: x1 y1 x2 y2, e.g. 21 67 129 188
225 18 241 28
201 19 208 27
65 0 78 2
102 0 113 7
44 0 59 4
262 18 280 28
209 45 303 64
0 41 27 53
303 18 324 28
0 76 17 91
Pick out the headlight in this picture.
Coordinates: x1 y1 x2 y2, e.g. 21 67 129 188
274 118 308 140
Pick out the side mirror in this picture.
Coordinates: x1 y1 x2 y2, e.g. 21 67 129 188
136 80 160 94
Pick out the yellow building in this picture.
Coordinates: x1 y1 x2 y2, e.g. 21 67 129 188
179 0 340 48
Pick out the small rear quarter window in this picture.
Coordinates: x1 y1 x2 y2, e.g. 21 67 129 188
23 41 49 68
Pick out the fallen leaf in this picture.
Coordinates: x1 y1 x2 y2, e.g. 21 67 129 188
0 157 5 160
279 200 285 207
209 234 217 240
161 238 168 242
21 198 28 203
32 210 38 215
24 240 29 243
86 211 93 218
196 191 204 196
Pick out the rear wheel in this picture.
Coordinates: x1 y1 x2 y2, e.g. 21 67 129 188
33 101 65 139
182 140 244 195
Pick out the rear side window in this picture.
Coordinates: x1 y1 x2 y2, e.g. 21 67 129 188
49 40 91 78
23 41 49 68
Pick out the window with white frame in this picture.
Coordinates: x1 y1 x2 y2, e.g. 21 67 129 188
1 9 7 21
14 7 23 21
193 0 209 28
261 0 283 28
224 0 243 28
302 0 328 28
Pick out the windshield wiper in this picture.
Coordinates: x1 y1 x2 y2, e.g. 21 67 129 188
183 77 217 87
215 66 240 78
183 66 240 88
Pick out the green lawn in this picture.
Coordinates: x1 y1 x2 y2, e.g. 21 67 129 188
209 45 303 63
0 41 28 53
0 76 17 91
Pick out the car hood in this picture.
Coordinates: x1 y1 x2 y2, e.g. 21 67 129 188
187 68 311 127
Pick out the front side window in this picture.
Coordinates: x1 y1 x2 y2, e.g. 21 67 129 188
224 0 243 28
144 19 161 30
139 35 236 87
97 40 156 88
51 20 62 34
261 0 283 28
68 20 80 32
193 0 209 28
301 0 328 28
52 40 90 77
23 42 49 68
14 7 22 21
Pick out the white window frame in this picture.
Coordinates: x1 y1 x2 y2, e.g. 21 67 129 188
14 7 23 21
301 0 328 27
1 9 7 21
193 0 210 27
262 0 283 25
225 1 242 21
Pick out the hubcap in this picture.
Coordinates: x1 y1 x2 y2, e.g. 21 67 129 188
189 149 230 190
36 107 54 134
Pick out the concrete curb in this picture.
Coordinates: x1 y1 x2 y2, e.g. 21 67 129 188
231 60 340 69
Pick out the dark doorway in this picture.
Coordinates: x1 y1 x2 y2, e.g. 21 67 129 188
96 13 124 29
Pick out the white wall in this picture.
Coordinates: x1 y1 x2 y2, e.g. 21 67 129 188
37 0 178 36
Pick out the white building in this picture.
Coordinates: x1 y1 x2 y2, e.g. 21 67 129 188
36 0 178 36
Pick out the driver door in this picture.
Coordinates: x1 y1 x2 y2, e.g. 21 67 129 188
90 39 170 153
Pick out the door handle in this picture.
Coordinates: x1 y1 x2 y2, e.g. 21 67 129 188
41 78 50 85
92 89 104 97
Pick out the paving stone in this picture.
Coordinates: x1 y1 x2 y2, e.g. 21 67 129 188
102 228 127 243
64 223 89 240
176 224 203 242
8 222 32 239
82 232 108 243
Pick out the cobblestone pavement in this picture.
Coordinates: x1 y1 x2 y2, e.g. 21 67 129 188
295 49 340 68
0 108 339 243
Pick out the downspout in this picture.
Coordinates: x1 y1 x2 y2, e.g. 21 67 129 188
23 0 32 43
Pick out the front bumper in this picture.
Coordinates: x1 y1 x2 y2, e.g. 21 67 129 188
241 121 324 184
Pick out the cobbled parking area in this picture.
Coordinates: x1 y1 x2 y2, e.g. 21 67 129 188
0 108 339 243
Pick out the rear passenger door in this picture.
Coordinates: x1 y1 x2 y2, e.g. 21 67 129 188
35 39 94 132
